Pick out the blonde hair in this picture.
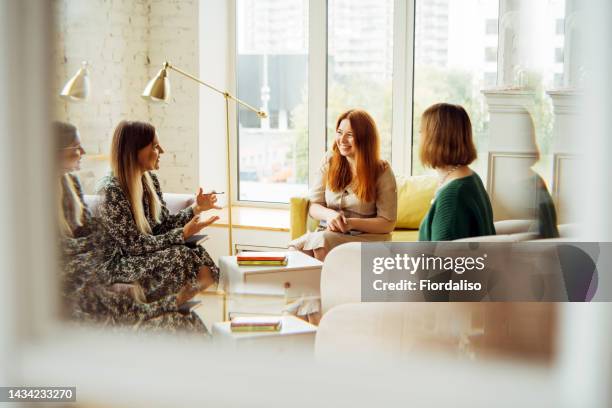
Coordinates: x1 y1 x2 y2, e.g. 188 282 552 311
58 174 85 237
110 121 162 234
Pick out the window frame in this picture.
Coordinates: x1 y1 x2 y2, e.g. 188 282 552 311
231 0 315 208
231 0 416 207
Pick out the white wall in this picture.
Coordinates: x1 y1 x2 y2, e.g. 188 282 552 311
149 0 200 194
54 0 199 194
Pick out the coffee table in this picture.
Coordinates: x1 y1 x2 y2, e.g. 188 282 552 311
212 315 317 352
219 251 323 319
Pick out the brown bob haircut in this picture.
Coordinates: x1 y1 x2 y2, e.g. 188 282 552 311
419 103 477 168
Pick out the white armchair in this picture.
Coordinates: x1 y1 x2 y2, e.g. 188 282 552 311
316 239 557 363
320 242 362 314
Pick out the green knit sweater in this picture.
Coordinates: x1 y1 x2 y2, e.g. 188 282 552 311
418 172 495 241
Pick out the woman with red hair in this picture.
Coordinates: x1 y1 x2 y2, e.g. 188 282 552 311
290 109 397 261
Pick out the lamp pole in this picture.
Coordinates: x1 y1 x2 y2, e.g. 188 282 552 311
143 61 267 255
224 96 233 255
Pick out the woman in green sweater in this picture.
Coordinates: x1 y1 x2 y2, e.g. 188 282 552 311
418 103 495 241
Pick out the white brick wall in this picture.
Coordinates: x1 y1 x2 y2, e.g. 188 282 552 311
54 0 199 194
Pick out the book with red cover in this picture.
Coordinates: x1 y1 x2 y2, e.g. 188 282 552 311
236 252 287 262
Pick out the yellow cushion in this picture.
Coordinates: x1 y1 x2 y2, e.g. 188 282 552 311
395 175 437 229
289 197 310 240
289 196 320 240
391 229 420 242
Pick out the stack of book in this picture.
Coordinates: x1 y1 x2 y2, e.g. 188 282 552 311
236 252 288 266
230 316 283 332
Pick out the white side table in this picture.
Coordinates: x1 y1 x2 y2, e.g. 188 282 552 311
219 251 323 318
212 315 317 352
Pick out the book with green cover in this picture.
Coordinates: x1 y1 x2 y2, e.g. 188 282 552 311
230 316 283 332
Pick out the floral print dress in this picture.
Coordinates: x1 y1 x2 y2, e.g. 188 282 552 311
96 172 219 302
60 174 207 334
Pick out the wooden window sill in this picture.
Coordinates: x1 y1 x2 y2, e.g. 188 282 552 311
206 206 290 232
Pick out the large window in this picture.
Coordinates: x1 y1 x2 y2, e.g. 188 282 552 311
412 0 499 178
327 0 394 161
236 0 309 203
234 0 567 204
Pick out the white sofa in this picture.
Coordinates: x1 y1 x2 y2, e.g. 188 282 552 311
318 220 580 314
456 219 580 242
314 223 574 361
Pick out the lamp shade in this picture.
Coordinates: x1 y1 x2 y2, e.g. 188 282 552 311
142 67 170 102
60 61 90 101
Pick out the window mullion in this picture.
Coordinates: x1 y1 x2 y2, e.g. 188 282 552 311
391 0 415 177
308 0 327 188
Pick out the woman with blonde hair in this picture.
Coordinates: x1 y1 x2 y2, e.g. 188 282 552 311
56 122 89 240
97 120 220 302
56 121 96 273
290 109 397 261
417 103 495 241
55 121 208 333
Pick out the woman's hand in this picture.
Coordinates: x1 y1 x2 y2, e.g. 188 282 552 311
326 212 349 233
193 187 222 214
176 284 201 306
183 214 220 240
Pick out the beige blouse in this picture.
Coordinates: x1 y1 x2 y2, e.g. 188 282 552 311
289 156 397 252
309 156 398 223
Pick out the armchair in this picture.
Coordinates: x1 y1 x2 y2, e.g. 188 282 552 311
289 175 438 242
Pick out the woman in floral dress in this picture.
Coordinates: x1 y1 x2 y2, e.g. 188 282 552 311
96 120 220 302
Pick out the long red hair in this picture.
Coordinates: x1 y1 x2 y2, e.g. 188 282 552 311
327 109 382 202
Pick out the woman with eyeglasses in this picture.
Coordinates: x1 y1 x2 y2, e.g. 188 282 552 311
56 121 98 298
289 109 398 261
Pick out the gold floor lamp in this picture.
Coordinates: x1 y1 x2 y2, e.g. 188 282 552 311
142 61 267 255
